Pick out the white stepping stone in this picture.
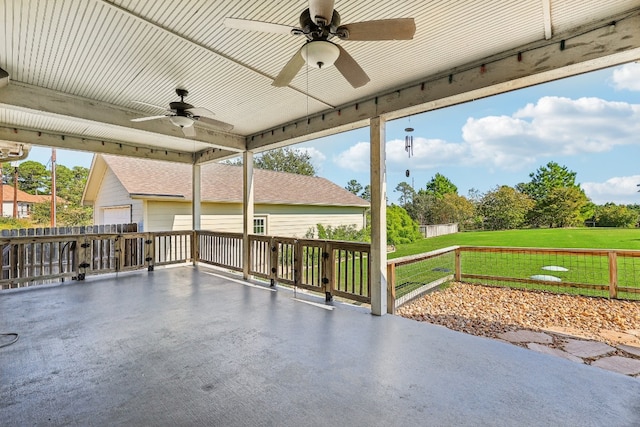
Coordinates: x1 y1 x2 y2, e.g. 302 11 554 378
530 274 561 282
541 265 569 272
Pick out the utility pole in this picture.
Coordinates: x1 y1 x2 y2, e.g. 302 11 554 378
51 148 57 227
11 162 18 218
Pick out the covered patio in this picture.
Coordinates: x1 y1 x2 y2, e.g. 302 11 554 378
1 2 640 425
2 265 639 426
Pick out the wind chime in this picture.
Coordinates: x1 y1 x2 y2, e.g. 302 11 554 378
404 126 414 177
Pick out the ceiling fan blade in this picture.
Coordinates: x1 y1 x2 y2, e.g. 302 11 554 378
334 45 370 88
224 18 294 35
309 0 335 26
0 67 8 89
339 18 416 41
272 47 305 87
197 117 234 132
131 100 168 111
130 115 167 122
187 107 215 119
181 125 196 138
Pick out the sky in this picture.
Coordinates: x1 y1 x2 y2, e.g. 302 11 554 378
26 62 640 205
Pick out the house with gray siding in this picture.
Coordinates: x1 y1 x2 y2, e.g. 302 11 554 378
82 154 369 236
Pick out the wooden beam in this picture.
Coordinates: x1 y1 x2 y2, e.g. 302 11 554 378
0 82 246 152
247 11 640 150
541 0 552 40
0 126 193 163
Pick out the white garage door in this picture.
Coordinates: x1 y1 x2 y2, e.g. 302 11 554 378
102 206 131 225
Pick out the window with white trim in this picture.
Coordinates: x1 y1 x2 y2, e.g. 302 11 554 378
253 217 266 235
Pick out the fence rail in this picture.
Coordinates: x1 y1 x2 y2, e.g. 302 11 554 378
387 245 640 313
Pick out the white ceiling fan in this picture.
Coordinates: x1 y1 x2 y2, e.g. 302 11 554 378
130 88 233 137
224 0 416 88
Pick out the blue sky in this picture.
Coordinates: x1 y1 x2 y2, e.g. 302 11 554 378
28 62 640 205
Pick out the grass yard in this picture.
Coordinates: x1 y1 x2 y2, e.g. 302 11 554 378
389 227 640 259
389 228 640 301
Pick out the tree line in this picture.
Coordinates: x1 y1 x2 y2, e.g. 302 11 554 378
383 162 638 231
1 160 92 226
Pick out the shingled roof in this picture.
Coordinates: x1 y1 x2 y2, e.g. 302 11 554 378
93 155 369 207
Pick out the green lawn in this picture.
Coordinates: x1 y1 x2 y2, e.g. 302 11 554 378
389 228 640 259
389 228 640 301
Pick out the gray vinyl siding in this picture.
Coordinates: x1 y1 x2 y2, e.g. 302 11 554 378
93 168 143 227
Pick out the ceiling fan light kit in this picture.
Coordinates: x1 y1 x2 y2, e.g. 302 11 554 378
301 41 340 69
169 115 193 128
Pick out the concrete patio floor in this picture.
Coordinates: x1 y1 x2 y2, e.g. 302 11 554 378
1 265 639 426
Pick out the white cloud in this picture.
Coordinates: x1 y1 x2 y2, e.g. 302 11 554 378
334 141 370 172
611 63 640 91
582 175 640 205
461 96 640 169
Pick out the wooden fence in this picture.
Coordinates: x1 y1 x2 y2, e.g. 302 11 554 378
419 223 458 238
387 245 640 313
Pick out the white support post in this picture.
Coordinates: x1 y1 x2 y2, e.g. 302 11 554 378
243 151 255 280
192 163 201 231
192 163 201 266
370 116 387 316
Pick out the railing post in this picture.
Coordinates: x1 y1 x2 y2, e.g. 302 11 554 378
608 251 618 299
294 239 302 286
387 262 396 315
191 230 199 266
455 248 461 281
77 237 89 280
323 242 333 302
269 237 278 287
145 233 155 271
116 235 125 272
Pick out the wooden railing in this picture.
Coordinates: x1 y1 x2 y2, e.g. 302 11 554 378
387 245 640 313
0 230 371 305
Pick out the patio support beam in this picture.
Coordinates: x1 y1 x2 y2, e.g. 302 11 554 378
242 151 254 280
0 126 193 163
370 116 387 316
0 82 246 152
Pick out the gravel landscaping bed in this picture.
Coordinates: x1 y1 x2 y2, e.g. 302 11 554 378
397 282 640 346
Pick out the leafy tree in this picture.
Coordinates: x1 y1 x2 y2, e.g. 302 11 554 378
405 191 434 225
55 165 89 205
226 148 316 176
479 186 534 230
521 162 579 201
424 173 457 198
386 204 422 245
595 204 638 228
360 184 371 202
428 193 475 228
9 161 49 194
256 148 316 175
345 179 363 195
394 182 415 208
530 186 589 228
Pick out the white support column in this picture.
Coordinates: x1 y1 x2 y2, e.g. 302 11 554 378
370 116 387 316
192 163 201 266
192 163 201 231
242 151 255 280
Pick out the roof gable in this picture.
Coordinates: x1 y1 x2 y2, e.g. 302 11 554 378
88 154 369 207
